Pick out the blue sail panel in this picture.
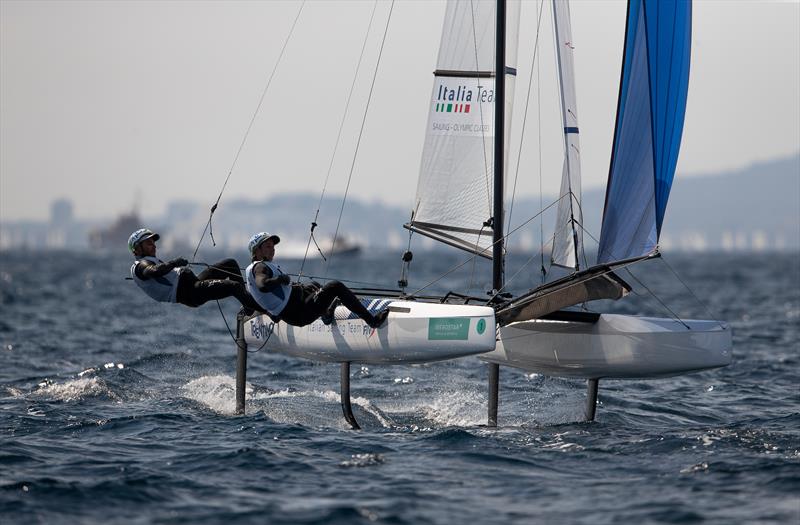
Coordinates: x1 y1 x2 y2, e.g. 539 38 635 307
597 0 691 264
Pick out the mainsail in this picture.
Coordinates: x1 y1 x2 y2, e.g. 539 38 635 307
406 0 521 257
597 0 691 264
550 0 584 270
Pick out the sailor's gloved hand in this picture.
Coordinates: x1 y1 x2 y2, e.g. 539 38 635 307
169 257 189 268
277 274 291 285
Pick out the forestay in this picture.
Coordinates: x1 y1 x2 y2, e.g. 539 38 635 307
406 0 520 257
597 0 691 263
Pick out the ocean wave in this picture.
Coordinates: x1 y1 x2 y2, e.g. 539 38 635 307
32 377 118 402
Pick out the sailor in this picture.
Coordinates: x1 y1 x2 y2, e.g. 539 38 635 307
245 231 388 328
128 228 261 310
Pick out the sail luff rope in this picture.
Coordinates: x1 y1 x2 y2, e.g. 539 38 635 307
324 0 396 279
298 0 380 279
192 0 306 262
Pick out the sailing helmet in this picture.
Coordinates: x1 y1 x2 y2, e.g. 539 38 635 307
248 232 280 255
128 228 160 254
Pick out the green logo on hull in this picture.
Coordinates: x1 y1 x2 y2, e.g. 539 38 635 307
476 318 486 335
428 317 470 340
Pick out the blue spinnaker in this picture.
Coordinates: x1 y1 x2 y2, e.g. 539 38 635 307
597 0 691 264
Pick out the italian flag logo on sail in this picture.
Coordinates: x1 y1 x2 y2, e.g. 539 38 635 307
435 103 471 113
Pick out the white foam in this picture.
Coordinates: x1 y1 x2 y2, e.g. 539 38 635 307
339 453 385 467
253 388 393 428
419 390 486 427
35 377 115 402
5 387 23 398
181 375 248 416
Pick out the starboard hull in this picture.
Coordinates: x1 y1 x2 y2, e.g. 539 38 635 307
482 314 732 379
244 300 497 364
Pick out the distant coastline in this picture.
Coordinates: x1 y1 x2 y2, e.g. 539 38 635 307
2 153 798 254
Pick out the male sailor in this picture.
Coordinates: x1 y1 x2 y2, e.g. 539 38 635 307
245 231 388 328
128 228 260 310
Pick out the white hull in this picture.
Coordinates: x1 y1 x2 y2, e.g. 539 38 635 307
244 300 496 364
482 314 732 379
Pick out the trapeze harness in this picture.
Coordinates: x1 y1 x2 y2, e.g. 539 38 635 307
130 256 184 303
245 261 291 316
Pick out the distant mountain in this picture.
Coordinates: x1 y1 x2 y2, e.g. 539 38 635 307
509 153 800 252
658 154 800 250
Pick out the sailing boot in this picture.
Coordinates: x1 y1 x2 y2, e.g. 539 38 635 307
320 299 339 325
367 308 390 329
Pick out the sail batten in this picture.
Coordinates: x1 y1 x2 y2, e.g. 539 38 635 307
408 0 521 258
598 0 691 264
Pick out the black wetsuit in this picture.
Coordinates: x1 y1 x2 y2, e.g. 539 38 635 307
135 257 260 310
251 262 385 327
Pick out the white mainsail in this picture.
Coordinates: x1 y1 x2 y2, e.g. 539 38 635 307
407 0 520 257
550 0 584 270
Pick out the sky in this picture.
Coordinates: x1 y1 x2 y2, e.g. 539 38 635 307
1 0 799 222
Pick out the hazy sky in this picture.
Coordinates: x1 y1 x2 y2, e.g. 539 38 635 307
1 0 798 222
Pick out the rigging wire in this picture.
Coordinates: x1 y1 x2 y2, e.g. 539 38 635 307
620 266 691 330
298 0 381 279
488 251 646 314
579 225 692 329
191 1 307 262
497 237 555 298
188 261 390 290
409 194 566 297
324 0 396 279
658 254 726 328
507 0 545 237
537 1 546 284
247 320 275 354
465 1 485 296
469 0 494 219
216 300 237 343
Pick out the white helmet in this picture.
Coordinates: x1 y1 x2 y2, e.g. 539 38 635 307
128 228 159 254
248 232 280 255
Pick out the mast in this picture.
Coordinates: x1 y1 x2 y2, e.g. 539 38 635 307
488 0 507 429
492 0 506 293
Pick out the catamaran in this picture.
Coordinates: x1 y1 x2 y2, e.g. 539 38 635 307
232 0 731 428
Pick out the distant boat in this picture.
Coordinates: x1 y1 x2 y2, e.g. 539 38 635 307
88 210 141 252
328 236 362 257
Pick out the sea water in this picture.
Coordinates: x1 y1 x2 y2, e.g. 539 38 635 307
1 250 798 524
